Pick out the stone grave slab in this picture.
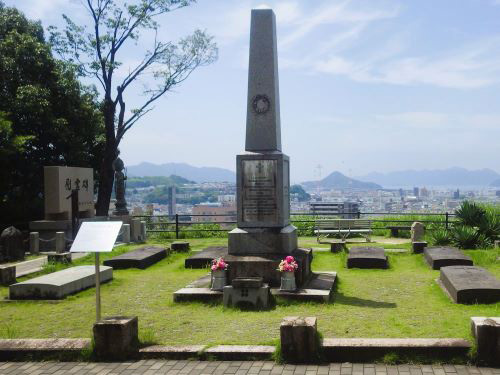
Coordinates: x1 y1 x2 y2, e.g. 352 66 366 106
424 247 473 270
9 265 113 300
347 247 388 269
440 266 500 304
185 247 228 269
103 246 167 269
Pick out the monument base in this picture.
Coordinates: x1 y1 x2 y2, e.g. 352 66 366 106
225 248 312 288
29 220 72 251
228 225 297 255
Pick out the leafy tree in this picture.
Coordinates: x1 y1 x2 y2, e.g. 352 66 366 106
49 0 218 215
290 184 311 202
0 2 105 227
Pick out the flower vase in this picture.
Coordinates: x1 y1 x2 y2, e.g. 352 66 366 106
211 269 227 291
280 271 296 291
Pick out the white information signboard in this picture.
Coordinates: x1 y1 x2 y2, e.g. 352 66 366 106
69 221 123 322
70 221 123 253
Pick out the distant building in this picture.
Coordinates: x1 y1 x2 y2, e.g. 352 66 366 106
413 187 419 197
192 203 236 226
309 201 360 218
167 186 176 216
420 187 429 197
453 189 460 199
496 190 500 197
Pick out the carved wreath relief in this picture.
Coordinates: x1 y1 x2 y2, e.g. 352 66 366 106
252 94 271 114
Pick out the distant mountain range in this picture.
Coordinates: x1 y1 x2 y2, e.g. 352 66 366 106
355 167 500 187
127 162 236 183
491 178 500 187
302 171 382 190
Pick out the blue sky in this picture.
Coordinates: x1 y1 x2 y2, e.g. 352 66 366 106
7 0 500 182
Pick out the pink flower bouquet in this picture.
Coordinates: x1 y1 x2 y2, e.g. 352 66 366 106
277 255 298 272
211 257 228 271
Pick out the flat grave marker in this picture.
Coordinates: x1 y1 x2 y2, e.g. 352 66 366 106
347 247 388 269
440 266 500 304
104 246 167 269
424 247 473 270
9 265 113 300
185 246 228 268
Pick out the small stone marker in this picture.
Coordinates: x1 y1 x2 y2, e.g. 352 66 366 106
29 232 39 254
0 265 16 285
55 232 66 253
330 241 346 253
347 247 388 269
185 246 228 268
223 277 269 308
494 240 499 249
470 317 500 366
0 226 24 262
411 222 425 242
424 246 472 270
121 224 130 243
171 241 190 252
412 241 427 254
9 265 113 300
280 316 319 363
103 246 167 269
93 316 138 360
440 266 500 304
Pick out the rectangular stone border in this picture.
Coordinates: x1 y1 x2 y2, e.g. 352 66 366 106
0 339 90 360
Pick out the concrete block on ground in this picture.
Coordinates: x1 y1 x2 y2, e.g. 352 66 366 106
171 241 190 252
280 316 319 363
0 265 16 286
223 279 269 309
93 316 138 360
330 241 346 253
440 266 500 304
140 221 147 242
347 247 388 269
9 265 113 300
131 218 141 242
471 317 500 366
185 246 228 268
424 247 473 270
411 222 425 242
412 241 427 254
29 232 39 254
103 246 167 269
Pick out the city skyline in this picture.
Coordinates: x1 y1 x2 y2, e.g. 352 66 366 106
7 0 500 181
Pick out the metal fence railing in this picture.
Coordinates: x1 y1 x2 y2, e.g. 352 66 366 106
133 211 460 239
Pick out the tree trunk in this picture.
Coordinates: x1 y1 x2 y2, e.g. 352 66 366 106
95 98 117 216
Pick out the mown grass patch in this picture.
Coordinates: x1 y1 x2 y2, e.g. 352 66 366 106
0 237 498 346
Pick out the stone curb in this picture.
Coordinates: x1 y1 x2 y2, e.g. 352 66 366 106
139 345 275 360
0 339 91 360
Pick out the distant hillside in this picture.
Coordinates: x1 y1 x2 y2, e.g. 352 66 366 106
356 167 500 187
127 175 194 189
491 178 500 187
302 171 382 190
128 162 235 183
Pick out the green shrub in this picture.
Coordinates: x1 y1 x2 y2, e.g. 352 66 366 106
430 228 452 246
455 201 486 227
478 211 500 241
452 225 480 249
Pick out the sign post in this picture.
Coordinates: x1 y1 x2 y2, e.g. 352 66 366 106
70 221 122 322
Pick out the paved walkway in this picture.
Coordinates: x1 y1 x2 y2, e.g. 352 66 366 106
0 361 498 375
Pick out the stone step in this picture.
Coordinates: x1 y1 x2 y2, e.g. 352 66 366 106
0 338 90 360
322 338 471 362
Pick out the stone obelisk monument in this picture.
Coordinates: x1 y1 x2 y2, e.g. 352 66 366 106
226 9 311 287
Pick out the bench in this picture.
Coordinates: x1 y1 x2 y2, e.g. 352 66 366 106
386 225 426 237
314 219 372 243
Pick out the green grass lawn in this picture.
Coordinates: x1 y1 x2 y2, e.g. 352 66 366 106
0 237 498 346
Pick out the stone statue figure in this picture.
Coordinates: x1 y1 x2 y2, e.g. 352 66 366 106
112 150 129 216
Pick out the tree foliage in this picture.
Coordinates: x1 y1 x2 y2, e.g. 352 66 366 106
49 0 218 215
0 2 105 228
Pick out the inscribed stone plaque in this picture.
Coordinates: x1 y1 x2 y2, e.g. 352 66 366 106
242 160 277 223
44 166 94 218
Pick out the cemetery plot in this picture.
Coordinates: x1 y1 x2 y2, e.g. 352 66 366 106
103 246 167 269
185 246 228 268
440 266 500 304
9 265 113 300
347 247 388 269
424 247 473 270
